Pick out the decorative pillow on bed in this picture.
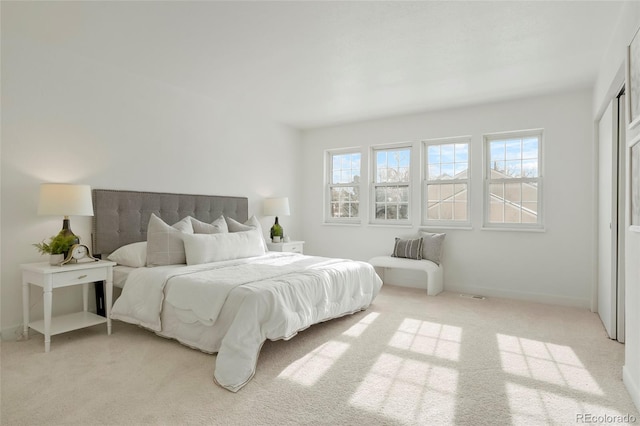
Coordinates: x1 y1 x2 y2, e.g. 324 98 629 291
182 229 266 265
225 215 254 232
417 231 445 265
107 242 147 268
146 214 194 266
391 237 424 260
225 215 268 251
191 215 228 234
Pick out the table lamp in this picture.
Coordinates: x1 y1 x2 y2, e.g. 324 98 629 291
38 183 94 243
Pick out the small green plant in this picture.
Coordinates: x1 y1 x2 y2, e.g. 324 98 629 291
33 233 77 255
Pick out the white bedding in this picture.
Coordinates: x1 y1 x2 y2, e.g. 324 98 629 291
113 266 135 288
111 252 382 392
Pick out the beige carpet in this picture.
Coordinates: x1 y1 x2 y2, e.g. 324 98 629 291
1 285 638 426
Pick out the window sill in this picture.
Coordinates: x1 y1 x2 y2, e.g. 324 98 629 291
481 226 545 233
421 225 473 231
323 221 362 227
368 223 414 229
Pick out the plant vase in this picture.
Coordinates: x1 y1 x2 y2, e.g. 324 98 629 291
49 254 64 266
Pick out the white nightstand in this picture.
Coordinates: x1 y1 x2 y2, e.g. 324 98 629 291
266 240 305 254
21 260 116 352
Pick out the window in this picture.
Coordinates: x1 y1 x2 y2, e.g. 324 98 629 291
484 130 543 229
326 150 361 222
372 144 412 224
423 137 470 226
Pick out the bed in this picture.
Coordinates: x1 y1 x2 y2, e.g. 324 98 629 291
92 189 382 392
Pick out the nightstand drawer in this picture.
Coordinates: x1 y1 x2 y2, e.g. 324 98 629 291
266 241 305 254
51 267 108 287
285 243 303 253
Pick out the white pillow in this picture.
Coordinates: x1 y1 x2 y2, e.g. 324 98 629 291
191 215 228 234
146 214 194 266
182 229 266 265
225 215 268 251
107 242 147 268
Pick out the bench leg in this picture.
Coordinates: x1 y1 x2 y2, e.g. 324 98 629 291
426 268 443 296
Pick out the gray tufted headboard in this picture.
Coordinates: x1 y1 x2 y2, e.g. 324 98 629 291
91 189 249 256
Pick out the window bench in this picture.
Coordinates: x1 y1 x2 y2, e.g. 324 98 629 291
368 256 443 296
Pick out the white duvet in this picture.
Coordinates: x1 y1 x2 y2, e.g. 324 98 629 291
111 252 382 392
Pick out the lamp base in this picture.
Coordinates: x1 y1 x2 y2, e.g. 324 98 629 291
60 218 80 245
270 216 283 241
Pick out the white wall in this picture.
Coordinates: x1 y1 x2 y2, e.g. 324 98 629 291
301 90 595 308
0 12 302 337
592 1 640 412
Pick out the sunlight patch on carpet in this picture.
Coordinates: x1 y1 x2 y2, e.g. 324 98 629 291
497 334 603 395
388 318 462 361
342 312 380 337
349 353 458 424
505 382 630 424
277 340 350 386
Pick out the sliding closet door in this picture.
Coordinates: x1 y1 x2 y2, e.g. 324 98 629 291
597 91 627 342
598 99 617 339
617 92 626 343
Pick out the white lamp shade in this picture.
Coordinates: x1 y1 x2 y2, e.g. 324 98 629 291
263 197 290 216
38 183 94 217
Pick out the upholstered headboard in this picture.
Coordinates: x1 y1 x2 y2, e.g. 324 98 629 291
91 189 249 256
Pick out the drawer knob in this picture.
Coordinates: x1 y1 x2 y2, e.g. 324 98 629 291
77 274 88 279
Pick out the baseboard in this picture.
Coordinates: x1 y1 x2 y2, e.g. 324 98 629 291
444 283 591 309
623 365 640 413
1 323 25 342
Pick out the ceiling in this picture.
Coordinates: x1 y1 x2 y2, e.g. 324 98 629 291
5 1 625 129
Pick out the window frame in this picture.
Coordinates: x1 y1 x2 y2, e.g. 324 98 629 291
325 148 363 224
482 129 544 231
370 142 414 226
422 136 472 228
